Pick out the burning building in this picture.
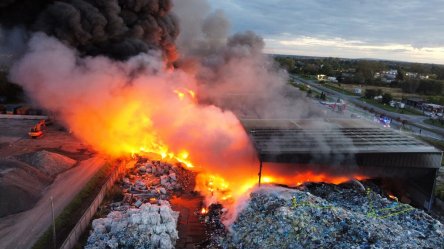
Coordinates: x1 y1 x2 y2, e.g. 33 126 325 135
242 118 442 211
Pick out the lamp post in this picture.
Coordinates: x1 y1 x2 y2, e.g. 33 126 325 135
50 196 56 249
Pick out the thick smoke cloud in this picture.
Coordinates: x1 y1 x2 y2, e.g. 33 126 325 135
5 0 359 224
174 1 322 119
0 27 28 68
0 0 179 62
10 32 258 205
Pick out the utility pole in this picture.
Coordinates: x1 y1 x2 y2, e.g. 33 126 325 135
50 196 56 249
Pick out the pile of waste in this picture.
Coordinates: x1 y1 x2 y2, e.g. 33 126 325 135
86 157 193 248
103 158 186 212
211 184 444 249
86 201 179 249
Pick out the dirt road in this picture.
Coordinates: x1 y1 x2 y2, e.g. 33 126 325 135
0 156 106 249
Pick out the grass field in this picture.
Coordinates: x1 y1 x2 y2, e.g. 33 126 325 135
340 84 417 99
361 98 422 115
424 119 444 128
323 83 356 96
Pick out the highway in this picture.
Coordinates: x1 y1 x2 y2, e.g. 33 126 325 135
291 75 444 140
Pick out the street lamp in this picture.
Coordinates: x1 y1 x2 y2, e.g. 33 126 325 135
50 196 56 249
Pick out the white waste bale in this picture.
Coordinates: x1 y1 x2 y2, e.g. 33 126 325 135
86 202 179 249
169 173 177 181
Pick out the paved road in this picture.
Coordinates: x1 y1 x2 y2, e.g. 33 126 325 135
292 75 444 137
0 156 106 249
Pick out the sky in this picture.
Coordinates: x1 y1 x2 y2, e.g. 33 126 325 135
207 0 444 64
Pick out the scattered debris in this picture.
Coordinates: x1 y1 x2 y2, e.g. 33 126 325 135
212 185 444 249
86 202 179 249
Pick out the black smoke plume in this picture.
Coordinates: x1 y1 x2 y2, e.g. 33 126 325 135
0 0 179 62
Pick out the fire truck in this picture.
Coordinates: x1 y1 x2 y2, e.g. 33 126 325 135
320 98 347 113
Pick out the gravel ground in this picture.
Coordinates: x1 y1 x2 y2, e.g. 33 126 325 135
15 150 77 177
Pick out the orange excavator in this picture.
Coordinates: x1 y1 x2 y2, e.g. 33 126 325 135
28 119 46 138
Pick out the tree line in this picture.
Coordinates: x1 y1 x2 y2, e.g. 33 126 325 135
0 72 23 103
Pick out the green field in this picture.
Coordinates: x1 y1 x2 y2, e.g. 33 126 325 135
323 83 356 96
424 119 444 128
361 98 422 115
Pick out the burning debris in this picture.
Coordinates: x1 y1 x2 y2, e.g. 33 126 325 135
86 201 179 249
100 157 192 212
119 158 183 207
206 185 444 249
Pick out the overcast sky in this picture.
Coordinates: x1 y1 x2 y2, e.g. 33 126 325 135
208 0 444 64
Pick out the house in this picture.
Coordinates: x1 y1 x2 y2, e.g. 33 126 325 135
354 88 362 95
381 69 398 83
327 76 338 83
389 101 405 109
317 74 327 81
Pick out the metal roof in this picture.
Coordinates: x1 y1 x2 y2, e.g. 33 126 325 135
242 118 442 211
242 119 442 168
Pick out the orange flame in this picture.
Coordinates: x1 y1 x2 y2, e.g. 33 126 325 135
196 171 367 205
201 207 208 215
58 71 368 208
388 194 398 201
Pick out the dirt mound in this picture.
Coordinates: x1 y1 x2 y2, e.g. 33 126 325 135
0 159 52 217
16 150 77 177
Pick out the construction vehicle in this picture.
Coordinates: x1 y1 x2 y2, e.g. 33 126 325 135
28 119 46 138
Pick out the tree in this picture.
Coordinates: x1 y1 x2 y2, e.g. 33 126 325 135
320 64 332 76
353 72 365 84
355 60 387 84
401 79 420 93
382 93 393 104
306 89 313 97
396 69 405 81
302 64 319 75
275 57 295 71
0 72 23 103
364 89 382 99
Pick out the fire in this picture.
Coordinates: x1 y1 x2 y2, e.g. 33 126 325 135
174 90 185 100
15 33 372 217
200 207 208 215
174 88 196 102
61 82 369 208
196 171 367 205
388 194 398 202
